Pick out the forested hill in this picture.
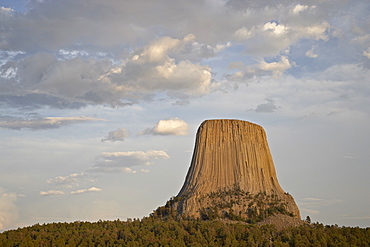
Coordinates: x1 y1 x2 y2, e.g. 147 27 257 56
1 217 369 246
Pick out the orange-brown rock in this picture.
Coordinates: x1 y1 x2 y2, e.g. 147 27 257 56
155 119 300 221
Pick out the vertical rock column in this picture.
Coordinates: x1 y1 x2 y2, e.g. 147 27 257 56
175 119 300 219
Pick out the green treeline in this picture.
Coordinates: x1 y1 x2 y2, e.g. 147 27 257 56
1 217 369 246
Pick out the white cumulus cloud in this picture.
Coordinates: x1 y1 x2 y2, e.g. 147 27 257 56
106 35 213 98
258 56 292 78
140 117 189 136
263 22 288 36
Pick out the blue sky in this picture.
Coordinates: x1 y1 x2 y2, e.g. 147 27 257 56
0 0 369 231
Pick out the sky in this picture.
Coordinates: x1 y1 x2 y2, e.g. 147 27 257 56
0 0 369 231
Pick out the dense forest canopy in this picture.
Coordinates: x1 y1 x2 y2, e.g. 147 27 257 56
1 217 369 246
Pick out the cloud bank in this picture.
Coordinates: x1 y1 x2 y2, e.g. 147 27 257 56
0 35 214 109
2 0 365 110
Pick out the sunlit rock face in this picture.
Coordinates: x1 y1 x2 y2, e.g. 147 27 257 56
179 119 285 195
155 119 300 221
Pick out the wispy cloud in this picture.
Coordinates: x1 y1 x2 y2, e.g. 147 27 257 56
0 115 106 130
102 128 129 142
39 190 65 196
227 55 293 81
91 150 170 173
305 46 318 58
47 172 90 188
343 155 356 159
71 187 102 195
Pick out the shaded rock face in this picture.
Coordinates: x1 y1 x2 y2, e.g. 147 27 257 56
156 119 300 221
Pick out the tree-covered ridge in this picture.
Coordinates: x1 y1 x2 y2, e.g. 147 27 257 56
154 188 295 223
1 217 369 246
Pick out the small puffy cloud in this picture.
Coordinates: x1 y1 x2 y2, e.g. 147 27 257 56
102 128 129 142
258 56 292 77
263 22 288 36
120 168 136 174
130 35 183 63
306 46 319 58
304 22 330 41
255 100 278 113
0 188 19 231
290 4 313 15
140 118 189 136
0 115 106 130
39 190 65 196
47 172 88 188
227 56 292 80
91 150 170 173
71 187 102 195
291 4 309 14
0 7 13 16
363 47 370 59
234 27 254 41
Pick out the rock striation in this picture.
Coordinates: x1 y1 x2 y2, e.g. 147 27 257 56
154 119 300 222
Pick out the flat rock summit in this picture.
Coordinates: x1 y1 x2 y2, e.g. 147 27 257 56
154 119 300 223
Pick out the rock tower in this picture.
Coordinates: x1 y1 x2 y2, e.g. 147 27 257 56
154 119 300 222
